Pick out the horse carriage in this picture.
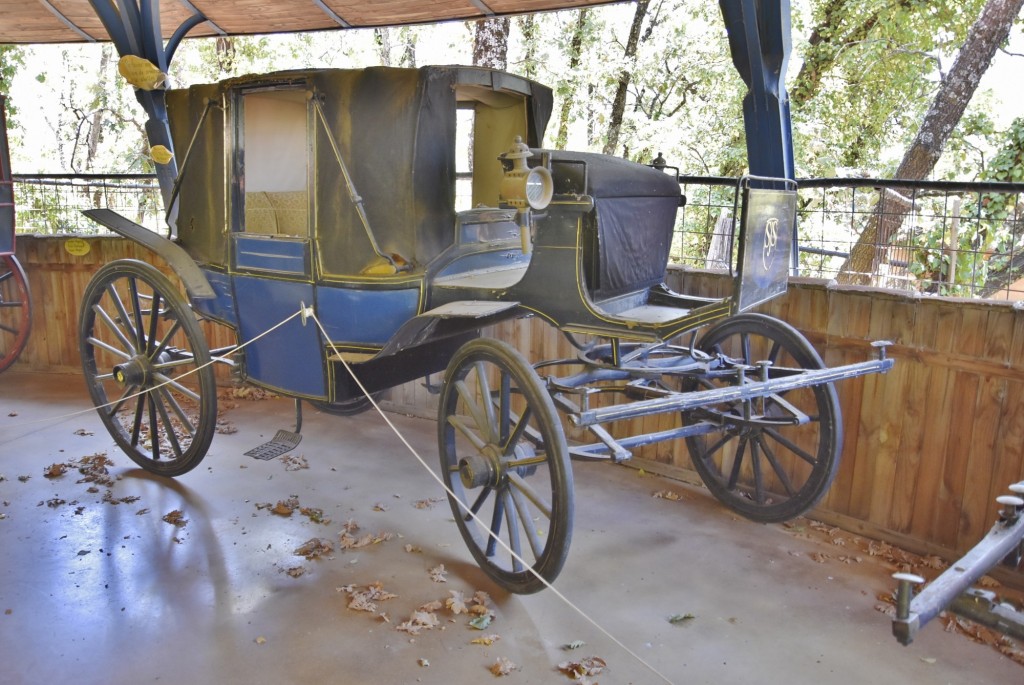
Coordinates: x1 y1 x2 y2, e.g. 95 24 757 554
77 64 893 593
0 95 32 373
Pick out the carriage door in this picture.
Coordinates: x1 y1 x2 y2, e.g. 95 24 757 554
230 86 326 399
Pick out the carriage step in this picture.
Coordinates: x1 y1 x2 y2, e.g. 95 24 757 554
245 429 302 460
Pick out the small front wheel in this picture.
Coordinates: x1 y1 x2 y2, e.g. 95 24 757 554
438 338 573 594
79 260 217 476
684 314 841 522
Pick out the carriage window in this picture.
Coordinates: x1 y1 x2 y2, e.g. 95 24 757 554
455 106 474 212
240 89 309 237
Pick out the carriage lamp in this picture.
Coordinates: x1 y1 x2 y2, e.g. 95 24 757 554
500 136 552 210
500 136 552 254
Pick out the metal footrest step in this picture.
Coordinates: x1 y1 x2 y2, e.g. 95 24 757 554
245 429 302 460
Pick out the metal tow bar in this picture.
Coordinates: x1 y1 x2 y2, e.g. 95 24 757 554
570 348 894 428
891 483 1024 645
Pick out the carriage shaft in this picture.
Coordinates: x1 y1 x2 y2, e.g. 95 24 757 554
569 357 893 427
891 513 1024 645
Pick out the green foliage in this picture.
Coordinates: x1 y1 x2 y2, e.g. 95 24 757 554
0 45 25 123
908 118 1024 295
790 0 990 177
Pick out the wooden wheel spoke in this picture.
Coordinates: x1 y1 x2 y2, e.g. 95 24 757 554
473 362 497 442
509 486 545 558
763 426 818 466
502 490 524 572
158 386 196 439
150 318 183 361
501 405 533 454
507 471 552 519
146 291 162 356
127 278 146 350
698 432 735 468
129 393 145 447
147 392 160 460
464 486 493 522
86 335 132 361
152 372 201 403
726 436 748 490
93 303 137 356
486 493 505 557
749 438 765 503
447 414 488 452
153 389 185 459
756 435 796 497
498 372 511 445
106 384 138 418
455 379 490 439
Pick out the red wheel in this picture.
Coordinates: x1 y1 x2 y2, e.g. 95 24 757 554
0 254 31 372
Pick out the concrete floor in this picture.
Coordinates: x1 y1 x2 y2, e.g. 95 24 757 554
0 370 1020 684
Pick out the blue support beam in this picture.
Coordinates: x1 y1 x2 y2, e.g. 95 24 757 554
719 0 795 181
87 0 209 237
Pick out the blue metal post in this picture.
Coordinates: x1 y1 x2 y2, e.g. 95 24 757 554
87 0 205 237
720 0 797 268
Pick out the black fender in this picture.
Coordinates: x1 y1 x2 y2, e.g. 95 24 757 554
83 208 215 300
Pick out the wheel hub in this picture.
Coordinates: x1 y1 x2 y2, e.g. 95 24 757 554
459 450 501 489
113 356 151 387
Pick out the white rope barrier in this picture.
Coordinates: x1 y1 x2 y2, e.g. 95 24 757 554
306 311 677 685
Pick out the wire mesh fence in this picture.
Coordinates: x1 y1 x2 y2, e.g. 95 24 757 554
11 173 1024 301
673 176 1024 301
13 174 162 236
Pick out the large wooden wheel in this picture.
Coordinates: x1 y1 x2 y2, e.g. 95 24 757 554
438 338 573 594
684 313 841 523
0 254 31 372
79 259 216 476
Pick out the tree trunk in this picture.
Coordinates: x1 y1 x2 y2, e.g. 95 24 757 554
518 15 538 79
555 9 591 150
85 45 112 172
473 17 511 70
374 28 393 66
603 0 649 156
837 0 1024 285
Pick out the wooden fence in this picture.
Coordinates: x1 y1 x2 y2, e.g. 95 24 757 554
8 235 1024 578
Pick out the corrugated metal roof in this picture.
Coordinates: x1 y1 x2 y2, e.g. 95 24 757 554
0 0 621 44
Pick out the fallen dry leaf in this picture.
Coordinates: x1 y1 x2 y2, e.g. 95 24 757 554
281 454 309 471
397 610 441 635
489 656 518 676
446 590 468 615
339 530 394 550
471 634 500 646
294 537 334 560
344 582 398 613
271 496 300 516
429 564 448 583
162 510 188 527
43 463 68 479
558 655 607 680
652 490 681 501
